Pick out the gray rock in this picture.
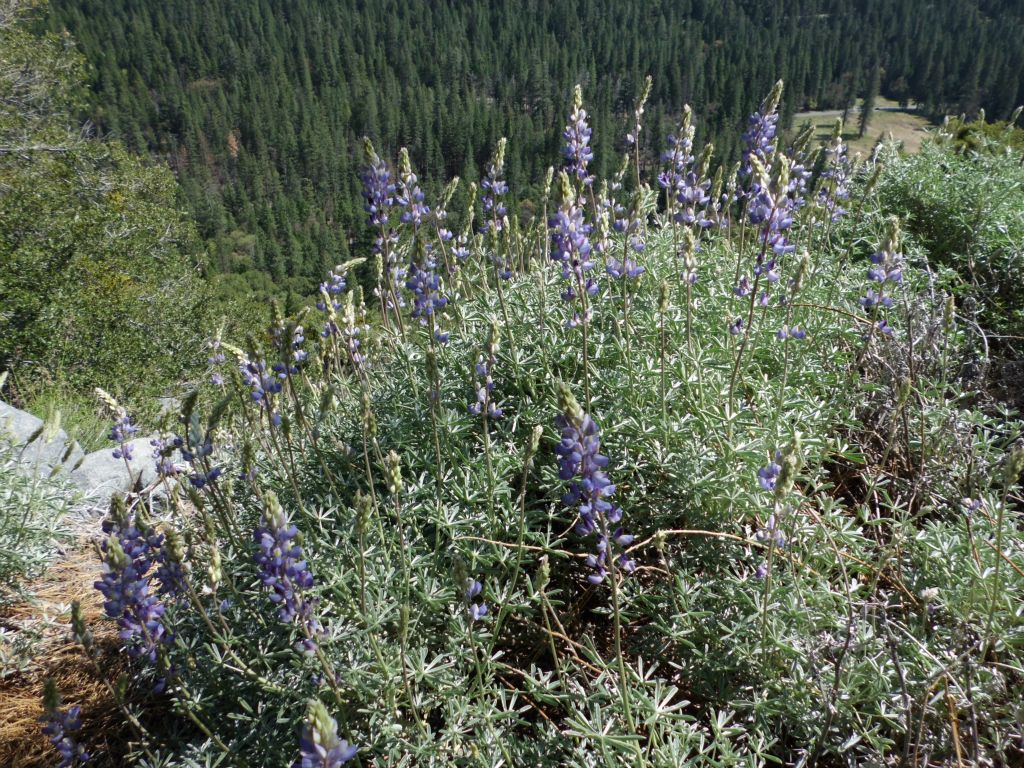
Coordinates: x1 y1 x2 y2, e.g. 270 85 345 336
0 399 81 476
70 435 159 512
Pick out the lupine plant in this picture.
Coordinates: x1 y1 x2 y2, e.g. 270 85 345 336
65 81 1024 768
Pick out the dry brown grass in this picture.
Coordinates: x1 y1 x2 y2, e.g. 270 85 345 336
0 544 140 767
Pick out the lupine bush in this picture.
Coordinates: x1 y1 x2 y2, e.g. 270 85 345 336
70 82 1024 767
870 136 1024 356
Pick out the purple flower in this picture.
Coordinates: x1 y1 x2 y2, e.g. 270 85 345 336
550 173 596 326
818 122 850 221
109 414 138 461
563 85 595 187
741 81 784 182
254 493 321 653
481 138 509 235
757 454 782 491
464 578 488 622
360 140 394 228
755 513 786 549
405 260 448 333
294 700 357 768
94 513 168 665
317 270 346 312
40 695 89 767
859 289 893 310
468 349 502 419
555 384 635 583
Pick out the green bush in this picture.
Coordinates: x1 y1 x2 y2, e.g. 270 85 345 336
871 139 1024 354
79 137 1024 765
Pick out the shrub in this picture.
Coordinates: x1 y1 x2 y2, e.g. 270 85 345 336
69 85 1024 767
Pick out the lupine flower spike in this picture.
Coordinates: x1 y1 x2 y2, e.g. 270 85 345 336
40 679 89 767
549 172 596 327
94 506 169 666
362 138 403 316
554 383 635 583
564 84 595 187
254 491 321 653
294 699 357 768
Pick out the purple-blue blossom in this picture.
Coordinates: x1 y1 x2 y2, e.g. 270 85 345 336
40 686 90 768
360 138 394 228
563 85 595 187
109 414 138 461
464 578 488 622
254 492 321 653
555 383 635 584
294 700 357 768
741 81 784 181
550 173 597 325
94 513 168 665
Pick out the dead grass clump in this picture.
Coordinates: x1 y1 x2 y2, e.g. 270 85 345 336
0 544 140 767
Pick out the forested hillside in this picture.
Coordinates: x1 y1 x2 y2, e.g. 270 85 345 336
46 0 1024 298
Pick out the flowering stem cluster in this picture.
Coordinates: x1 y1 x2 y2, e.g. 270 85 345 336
253 491 321 653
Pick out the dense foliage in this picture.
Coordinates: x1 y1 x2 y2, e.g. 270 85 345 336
0 0 212 407
44 0 1024 297
58 80 1024 767
872 131 1024 357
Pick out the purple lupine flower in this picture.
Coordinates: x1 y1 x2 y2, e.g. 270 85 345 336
94 514 168 665
294 700 357 768
481 137 509 235
395 148 431 230
741 81 784 182
150 435 182 479
464 578 488 622
860 219 903 342
360 140 394 228
818 120 851 221
481 139 514 279
271 322 308 370
776 325 807 340
757 453 783 491
241 356 284 426
755 513 786 549
859 288 894 310
207 339 226 386
176 426 222 489
317 270 346 312
960 498 984 516
405 260 449 342
728 317 744 335
736 155 800 298
555 383 635 584
339 291 366 368
468 354 502 419
659 110 694 203
550 172 596 327
154 531 187 600
362 139 404 314
109 414 138 461
254 492 321 653
397 149 448 341
40 682 89 768
563 85 595 187
601 185 646 280
660 109 714 230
